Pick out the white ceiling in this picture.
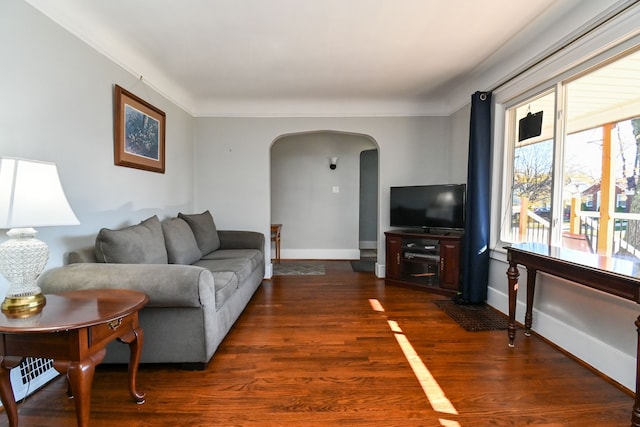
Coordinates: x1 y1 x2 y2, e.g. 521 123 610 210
24 0 611 117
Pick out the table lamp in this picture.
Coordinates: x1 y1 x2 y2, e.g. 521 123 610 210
0 157 79 316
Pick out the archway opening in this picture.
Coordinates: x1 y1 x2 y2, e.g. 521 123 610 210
270 131 379 264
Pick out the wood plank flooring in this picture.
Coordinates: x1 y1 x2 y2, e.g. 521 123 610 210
1 261 634 426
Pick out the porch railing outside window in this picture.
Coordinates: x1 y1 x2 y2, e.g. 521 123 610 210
507 203 640 261
576 212 640 260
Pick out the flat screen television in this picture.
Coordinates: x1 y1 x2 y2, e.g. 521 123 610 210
390 184 466 232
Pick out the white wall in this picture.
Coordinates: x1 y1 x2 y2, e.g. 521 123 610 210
193 116 451 274
271 132 375 260
0 0 195 292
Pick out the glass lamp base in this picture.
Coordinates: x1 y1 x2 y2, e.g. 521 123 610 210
1 293 46 318
0 228 49 318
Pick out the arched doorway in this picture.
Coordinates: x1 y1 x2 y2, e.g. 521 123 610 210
270 130 378 261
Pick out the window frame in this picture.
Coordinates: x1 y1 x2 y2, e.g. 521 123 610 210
491 30 640 253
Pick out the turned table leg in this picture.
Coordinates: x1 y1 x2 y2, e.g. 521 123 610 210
507 261 520 347
524 268 537 337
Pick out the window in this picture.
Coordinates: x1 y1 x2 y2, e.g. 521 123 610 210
501 48 640 259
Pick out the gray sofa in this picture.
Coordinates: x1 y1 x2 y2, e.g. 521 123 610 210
38 211 265 369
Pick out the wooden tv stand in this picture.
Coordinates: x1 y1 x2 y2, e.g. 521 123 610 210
385 230 463 296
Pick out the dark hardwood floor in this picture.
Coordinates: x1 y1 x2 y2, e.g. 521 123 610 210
2 261 634 426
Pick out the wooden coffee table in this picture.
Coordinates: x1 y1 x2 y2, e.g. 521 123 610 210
0 289 148 427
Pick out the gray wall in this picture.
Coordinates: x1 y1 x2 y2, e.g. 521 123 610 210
448 103 471 184
193 116 453 274
0 0 195 291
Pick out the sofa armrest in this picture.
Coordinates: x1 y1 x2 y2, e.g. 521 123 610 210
217 230 264 252
38 263 215 308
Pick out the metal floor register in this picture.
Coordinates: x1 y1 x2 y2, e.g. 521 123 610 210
0 358 58 406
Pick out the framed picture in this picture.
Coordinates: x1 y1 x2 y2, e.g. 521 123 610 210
113 84 166 173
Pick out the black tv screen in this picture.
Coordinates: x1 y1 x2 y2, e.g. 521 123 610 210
390 184 466 231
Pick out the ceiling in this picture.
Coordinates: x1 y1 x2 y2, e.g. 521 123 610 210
24 0 597 117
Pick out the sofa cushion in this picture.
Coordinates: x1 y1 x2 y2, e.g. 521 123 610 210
212 271 238 310
193 258 254 287
161 218 202 265
95 215 168 264
201 249 263 271
178 210 220 254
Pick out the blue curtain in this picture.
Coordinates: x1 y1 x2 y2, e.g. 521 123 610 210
459 91 492 304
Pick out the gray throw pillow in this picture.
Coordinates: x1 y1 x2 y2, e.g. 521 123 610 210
161 217 202 265
95 215 168 264
178 210 220 254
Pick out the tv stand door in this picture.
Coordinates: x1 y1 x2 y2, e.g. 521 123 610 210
440 241 461 290
385 234 402 280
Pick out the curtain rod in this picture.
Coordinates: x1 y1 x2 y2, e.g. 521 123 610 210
488 0 639 93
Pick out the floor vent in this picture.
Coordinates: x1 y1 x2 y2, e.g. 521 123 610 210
5 358 58 404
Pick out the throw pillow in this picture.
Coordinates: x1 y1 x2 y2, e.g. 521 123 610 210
178 210 220 254
161 217 202 265
95 215 168 264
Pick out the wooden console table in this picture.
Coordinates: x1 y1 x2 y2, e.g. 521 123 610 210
505 242 640 427
0 289 148 427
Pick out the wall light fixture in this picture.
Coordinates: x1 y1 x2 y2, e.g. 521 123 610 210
329 157 338 170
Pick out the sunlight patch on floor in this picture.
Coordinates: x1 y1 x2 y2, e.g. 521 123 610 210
439 419 462 427
370 298 460 427
368 298 385 312
390 324 458 416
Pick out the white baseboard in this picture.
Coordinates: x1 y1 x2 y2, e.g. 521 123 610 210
264 263 273 279
376 263 385 278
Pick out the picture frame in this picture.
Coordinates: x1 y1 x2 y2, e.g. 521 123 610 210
113 84 166 173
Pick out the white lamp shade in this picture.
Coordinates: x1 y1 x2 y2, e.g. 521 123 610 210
0 157 79 229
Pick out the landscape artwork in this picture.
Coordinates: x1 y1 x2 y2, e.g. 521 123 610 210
114 84 166 173
124 104 160 160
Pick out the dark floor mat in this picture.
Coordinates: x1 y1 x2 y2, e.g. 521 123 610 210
434 299 510 332
350 259 375 272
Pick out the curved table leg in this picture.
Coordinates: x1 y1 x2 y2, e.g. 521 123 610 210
67 348 106 427
0 357 22 427
53 360 73 398
118 326 146 403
